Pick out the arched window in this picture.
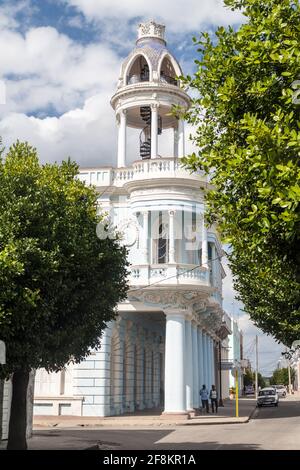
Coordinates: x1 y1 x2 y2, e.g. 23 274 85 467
127 55 150 85
160 56 177 86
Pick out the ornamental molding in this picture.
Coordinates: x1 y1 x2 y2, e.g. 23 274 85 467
129 186 205 200
111 83 190 109
128 288 208 313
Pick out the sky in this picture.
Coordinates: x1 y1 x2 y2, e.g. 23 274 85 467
0 0 284 375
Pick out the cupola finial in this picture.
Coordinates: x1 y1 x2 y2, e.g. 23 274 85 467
137 20 166 44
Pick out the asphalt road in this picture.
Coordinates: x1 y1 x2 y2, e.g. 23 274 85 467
25 395 300 450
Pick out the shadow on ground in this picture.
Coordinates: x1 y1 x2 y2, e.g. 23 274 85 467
29 429 260 450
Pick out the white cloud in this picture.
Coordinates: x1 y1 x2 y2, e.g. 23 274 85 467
0 93 117 166
0 26 120 115
0 17 123 165
63 0 243 32
0 0 36 31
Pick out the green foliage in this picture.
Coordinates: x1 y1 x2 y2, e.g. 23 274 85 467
0 141 128 377
270 367 296 386
258 373 266 389
182 0 300 345
243 368 254 386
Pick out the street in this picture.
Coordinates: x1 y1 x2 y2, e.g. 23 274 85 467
26 395 300 450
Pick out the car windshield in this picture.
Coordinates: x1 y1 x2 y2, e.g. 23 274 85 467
275 385 284 389
259 390 275 396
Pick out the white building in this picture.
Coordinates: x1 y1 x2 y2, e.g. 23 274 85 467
34 20 231 419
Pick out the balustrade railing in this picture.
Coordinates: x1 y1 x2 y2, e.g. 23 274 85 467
129 263 210 287
79 158 205 187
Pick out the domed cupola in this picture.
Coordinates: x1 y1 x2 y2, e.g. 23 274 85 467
118 20 182 87
111 20 190 168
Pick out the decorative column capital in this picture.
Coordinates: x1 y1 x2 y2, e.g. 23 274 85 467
151 103 159 111
165 309 187 319
168 209 176 217
117 108 127 122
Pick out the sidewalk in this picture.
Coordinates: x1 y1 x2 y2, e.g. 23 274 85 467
33 397 257 429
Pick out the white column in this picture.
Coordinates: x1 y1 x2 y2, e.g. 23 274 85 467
208 336 213 391
113 322 125 415
185 319 193 411
206 336 211 391
192 324 199 408
198 329 204 390
151 104 158 159
125 323 136 413
141 211 149 264
202 216 209 268
136 327 145 410
202 332 208 388
164 311 187 413
173 124 179 157
117 109 127 168
211 340 216 387
168 210 176 264
153 334 160 407
178 119 185 157
211 243 216 287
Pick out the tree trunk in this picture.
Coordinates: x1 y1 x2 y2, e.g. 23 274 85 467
7 369 29 450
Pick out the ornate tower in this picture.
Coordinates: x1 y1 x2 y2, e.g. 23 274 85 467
33 21 231 421
111 20 190 167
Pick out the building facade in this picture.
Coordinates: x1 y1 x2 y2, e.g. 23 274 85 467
34 21 231 418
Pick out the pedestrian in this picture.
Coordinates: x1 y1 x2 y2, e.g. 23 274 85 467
210 384 218 413
199 384 209 413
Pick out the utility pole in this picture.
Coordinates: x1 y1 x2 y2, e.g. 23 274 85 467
218 341 224 406
286 347 292 394
255 335 258 399
288 363 292 394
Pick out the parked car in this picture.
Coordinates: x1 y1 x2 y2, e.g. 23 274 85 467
245 385 255 395
257 387 279 407
272 384 287 398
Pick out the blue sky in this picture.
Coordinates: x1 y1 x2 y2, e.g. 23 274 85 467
0 0 284 375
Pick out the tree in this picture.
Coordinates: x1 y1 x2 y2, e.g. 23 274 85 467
270 367 296 386
243 368 254 386
181 0 300 345
258 373 266 389
243 369 265 388
0 142 128 449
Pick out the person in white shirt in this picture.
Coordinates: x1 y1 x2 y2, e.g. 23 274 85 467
210 385 218 413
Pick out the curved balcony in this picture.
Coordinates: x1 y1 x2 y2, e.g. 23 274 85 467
129 263 210 288
78 157 206 189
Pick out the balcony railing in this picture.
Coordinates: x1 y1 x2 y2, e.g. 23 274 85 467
129 264 210 287
78 158 206 188
160 74 178 86
126 73 178 87
127 73 150 85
